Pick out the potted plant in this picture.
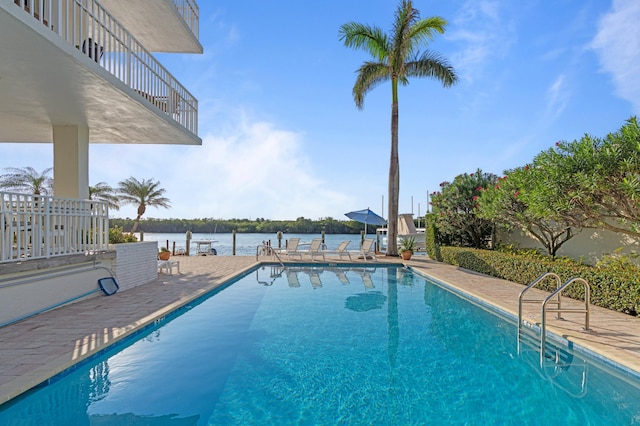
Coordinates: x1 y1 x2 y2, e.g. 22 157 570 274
398 236 415 260
159 246 171 260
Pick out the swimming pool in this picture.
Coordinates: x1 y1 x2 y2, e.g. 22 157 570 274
2 265 640 425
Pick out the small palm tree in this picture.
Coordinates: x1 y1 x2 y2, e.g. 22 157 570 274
89 182 120 210
117 177 170 234
0 166 53 195
340 0 457 255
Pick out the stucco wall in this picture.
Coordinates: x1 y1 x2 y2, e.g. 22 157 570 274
0 261 114 327
0 242 158 326
498 227 640 265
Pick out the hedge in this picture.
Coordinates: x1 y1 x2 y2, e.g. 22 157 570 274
425 214 442 262
439 246 640 316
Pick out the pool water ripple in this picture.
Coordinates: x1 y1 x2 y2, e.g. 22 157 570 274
2 266 640 425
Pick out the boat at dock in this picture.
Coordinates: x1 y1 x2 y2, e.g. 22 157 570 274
195 240 218 255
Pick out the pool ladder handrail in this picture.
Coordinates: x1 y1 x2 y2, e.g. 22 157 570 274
541 277 591 363
518 273 591 364
518 272 563 338
255 244 285 268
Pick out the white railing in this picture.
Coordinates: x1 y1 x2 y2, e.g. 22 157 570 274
0 191 109 263
173 0 199 39
11 0 198 136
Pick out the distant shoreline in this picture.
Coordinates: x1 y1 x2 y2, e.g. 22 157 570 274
110 217 391 235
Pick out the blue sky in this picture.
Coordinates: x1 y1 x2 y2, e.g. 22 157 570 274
2 0 639 221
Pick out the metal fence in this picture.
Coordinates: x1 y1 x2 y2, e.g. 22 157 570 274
173 0 199 39
1 191 109 263
10 0 198 135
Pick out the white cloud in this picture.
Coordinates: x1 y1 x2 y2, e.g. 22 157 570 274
99 112 351 220
545 74 568 121
591 0 640 114
448 0 515 83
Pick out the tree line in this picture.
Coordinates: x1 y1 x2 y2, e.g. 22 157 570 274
0 168 382 235
110 217 372 235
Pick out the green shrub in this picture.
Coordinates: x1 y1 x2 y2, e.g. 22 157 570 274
425 213 442 261
439 246 640 316
109 225 138 244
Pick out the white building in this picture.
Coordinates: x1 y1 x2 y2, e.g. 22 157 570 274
0 0 202 325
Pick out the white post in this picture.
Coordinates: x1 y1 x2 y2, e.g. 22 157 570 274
53 125 90 199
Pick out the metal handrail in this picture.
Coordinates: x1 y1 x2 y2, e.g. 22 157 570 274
172 0 199 38
541 277 591 363
10 0 198 135
518 272 562 339
255 244 284 268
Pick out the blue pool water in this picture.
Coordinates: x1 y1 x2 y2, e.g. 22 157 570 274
2 265 640 425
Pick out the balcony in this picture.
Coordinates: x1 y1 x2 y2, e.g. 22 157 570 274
99 0 202 53
1 191 109 263
0 0 200 145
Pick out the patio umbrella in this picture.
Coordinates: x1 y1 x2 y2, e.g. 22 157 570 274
345 208 387 235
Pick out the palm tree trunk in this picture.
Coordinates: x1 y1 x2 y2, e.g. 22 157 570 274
387 81 400 256
129 215 142 235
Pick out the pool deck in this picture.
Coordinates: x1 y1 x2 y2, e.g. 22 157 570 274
2 254 640 404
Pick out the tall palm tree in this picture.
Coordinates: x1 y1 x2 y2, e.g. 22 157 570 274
89 182 120 210
117 177 170 234
0 166 53 195
340 1 457 255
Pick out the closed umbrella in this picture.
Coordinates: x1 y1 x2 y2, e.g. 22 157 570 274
345 208 387 235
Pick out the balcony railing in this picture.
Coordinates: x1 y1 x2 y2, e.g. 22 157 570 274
11 0 198 136
173 0 199 40
1 191 109 263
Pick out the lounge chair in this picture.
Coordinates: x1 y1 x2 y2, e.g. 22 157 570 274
323 240 352 261
304 238 325 261
278 238 302 260
350 238 377 261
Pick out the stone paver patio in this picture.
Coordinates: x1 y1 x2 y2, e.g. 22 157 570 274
2 254 640 405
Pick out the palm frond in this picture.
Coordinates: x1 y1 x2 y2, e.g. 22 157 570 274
0 166 53 195
89 182 120 210
408 16 447 46
353 62 390 109
339 22 389 61
391 0 420 70
405 51 458 87
117 177 171 209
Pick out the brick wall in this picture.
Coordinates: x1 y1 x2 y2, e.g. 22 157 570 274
109 242 158 291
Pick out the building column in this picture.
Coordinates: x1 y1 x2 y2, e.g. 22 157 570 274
52 125 89 199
